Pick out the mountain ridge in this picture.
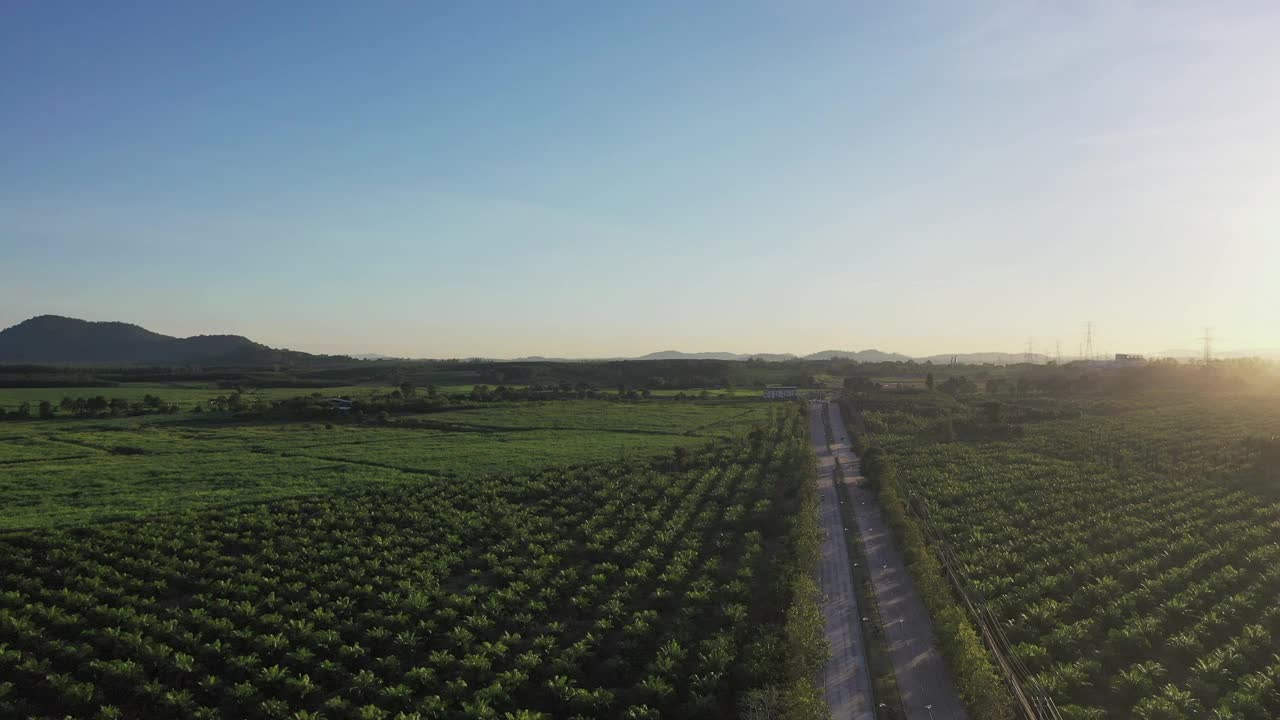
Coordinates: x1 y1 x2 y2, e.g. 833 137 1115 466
11 315 1254 365
0 315 330 365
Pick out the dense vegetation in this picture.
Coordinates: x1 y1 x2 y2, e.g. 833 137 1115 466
0 399 770 529
0 404 827 719
851 386 1280 719
0 382 751 423
0 353 1024 399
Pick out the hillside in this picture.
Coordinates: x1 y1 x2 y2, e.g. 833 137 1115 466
802 349 913 362
0 316 322 365
632 350 797 361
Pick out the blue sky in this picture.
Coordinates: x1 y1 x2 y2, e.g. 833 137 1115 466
3 1 1278 358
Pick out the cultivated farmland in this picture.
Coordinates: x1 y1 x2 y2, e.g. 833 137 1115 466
855 391 1280 719
0 398 769 529
0 404 826 719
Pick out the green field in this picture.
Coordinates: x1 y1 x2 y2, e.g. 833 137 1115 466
0 398 771 529
0 398 824 719
429 399 767 433
853 389 1280 718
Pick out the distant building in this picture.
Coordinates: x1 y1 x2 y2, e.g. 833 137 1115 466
763 386 798 400
1113 354 1146 366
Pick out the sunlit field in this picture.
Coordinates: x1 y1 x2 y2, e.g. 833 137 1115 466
0 405 824 719
854 389 1280 717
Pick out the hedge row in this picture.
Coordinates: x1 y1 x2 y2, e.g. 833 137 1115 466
742 404 830 720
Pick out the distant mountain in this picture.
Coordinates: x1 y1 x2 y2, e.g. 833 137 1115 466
630 350 772 361
618 349 1044 364
634 351 741 361
802 349 913 363
0 315 327 365
504 348 1042 364
510 356 601 363
628 350 804 362
916 352 1050 365
3 316 1118 367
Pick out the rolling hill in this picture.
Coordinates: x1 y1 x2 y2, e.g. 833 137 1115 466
801 349 913 362
0 316 325 365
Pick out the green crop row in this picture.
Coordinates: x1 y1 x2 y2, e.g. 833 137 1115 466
854 389 1280 719
0 404 823 719
0 399 771 529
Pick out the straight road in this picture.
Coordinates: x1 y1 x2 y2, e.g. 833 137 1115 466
807 402 875 720
826 401 970 720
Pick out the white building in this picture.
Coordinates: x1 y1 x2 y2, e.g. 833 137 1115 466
763 386 798 400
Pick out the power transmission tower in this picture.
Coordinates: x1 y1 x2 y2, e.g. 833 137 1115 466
1084 322 1095 361
1055 340 1062 365
1024 338 1034 365
1200 327 1214 364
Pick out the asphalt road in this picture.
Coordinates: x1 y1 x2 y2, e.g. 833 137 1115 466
808 403 876 720
827 401 970 720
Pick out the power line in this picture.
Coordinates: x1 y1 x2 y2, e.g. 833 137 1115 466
1200 326 1214 364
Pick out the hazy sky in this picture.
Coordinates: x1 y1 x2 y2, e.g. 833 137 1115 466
3 1 1278 358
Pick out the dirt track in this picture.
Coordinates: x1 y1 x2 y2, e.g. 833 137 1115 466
827 401 970 720
808 403 875 720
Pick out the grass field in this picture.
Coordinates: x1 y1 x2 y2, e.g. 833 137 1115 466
0 398 772 529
